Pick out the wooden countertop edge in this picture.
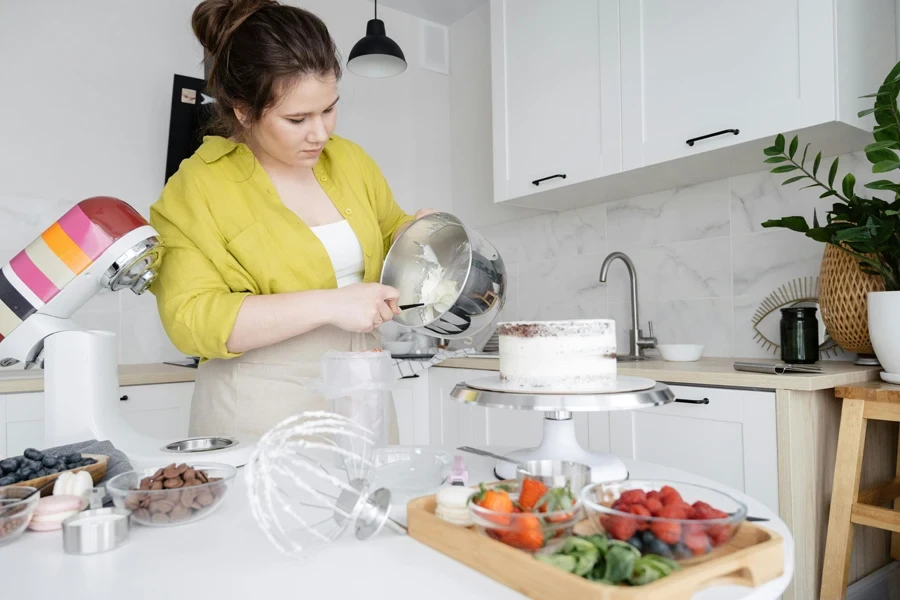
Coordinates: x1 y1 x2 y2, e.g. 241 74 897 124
435 357 882 391
0 364 198 394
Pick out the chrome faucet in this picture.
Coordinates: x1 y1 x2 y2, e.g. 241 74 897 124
598 252 657 358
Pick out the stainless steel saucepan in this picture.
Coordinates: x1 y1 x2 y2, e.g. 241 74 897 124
381 212 506 339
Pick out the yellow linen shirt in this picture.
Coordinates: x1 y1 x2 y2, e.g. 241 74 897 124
149 134 414 360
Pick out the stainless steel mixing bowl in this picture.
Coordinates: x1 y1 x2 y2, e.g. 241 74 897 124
381 212 506 339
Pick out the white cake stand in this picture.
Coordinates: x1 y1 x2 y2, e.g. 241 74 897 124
449 380 674 481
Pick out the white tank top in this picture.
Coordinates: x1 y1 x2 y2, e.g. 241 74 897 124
310 220 365 288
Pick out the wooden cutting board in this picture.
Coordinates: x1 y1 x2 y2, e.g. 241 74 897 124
407 494 784 600
8 454 108 497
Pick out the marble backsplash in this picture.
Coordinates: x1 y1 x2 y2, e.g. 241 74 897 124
479 151 882 360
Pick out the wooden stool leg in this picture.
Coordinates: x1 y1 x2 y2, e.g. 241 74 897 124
821 398 868 600
893 425 900 561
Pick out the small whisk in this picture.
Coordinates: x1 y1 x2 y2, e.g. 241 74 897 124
246 411 405 559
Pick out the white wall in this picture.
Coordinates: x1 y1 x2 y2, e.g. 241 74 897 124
0 0 452 365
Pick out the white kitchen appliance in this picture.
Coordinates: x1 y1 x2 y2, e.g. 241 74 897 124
0 197 254 469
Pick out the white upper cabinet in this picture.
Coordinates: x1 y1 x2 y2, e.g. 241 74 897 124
490 0 897 210
620 0 835 169
491 0 622 203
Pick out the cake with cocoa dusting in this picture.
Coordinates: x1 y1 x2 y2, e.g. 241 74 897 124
496 319 617 390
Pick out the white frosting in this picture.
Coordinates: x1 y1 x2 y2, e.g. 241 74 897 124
416 244 459 321
498 320 616 390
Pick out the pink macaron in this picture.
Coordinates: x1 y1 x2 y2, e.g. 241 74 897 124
28 495 83 532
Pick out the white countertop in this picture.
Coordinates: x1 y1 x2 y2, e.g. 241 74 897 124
438 356 880 391
4 448 793 600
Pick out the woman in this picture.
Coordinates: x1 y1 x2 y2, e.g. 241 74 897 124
150 0 435 440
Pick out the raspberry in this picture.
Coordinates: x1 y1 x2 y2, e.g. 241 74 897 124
606 515 639 541
707 524 733 546
690 503 716 520
645 497 664 516
660 503 691 520
628 504 652 531
619 489 647 506
650 520 681 544
646 490 662 502
684 529 711 556
660 485 684 506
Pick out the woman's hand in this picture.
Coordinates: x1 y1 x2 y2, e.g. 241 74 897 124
327 283 401 333
393 208 440 243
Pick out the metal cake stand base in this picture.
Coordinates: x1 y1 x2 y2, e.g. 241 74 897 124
450 381 674 483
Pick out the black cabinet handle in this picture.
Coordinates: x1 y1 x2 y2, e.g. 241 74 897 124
532 173 567 186
675 397 709 405
119 395 129 401
686 129 739 147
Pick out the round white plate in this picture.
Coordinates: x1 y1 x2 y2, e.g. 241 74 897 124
464 374 656 395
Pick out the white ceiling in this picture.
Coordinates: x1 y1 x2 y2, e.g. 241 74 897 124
371 0 487 25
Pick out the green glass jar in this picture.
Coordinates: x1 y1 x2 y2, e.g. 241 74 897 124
780 307 819 364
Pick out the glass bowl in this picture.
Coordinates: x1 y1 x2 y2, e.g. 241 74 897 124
581 480 747 563
106 463 236 527
469 481 583 554
372 447 452 501
0 486 40 545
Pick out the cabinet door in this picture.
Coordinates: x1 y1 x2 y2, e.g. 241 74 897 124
392 374 430 446
5 392 43 457
620 0 833 168
491 0 622 202
610 385 778 513
118 383 193 440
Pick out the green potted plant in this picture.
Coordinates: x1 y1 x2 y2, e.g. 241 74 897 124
761 61 900 380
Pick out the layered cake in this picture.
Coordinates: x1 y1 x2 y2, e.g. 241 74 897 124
496 320 616 390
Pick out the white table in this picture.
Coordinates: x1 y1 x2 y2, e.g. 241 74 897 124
2 449 793 599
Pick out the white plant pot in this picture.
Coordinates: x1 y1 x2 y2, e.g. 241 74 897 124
867 290 900 383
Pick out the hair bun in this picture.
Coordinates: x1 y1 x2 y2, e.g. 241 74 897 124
192 0 278 57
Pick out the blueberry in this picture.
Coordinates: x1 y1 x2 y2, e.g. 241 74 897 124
672 541 692 560
18 468 35 481
65 453 82 464
640 530 657 545
646 537 674 558
0 476 16 487
41 456 59 468
46 468 60 475
23 448 43 461
79 459 96 467
626 535 644 553
35 469 50 478
0 458 19 472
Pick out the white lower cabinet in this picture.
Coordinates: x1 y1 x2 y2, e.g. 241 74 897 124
609 384 779 514
391 373 430 446
2 382 194 457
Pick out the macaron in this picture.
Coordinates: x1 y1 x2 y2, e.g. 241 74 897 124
436 485 475 526
53 471 92 504
28 495 83 532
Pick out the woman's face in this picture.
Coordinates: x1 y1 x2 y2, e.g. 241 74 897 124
238 74 339 169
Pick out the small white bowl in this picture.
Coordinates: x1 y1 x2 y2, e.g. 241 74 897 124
656 344 704 362
381 340 415 355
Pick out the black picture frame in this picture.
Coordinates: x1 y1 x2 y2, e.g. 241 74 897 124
165 74 214 184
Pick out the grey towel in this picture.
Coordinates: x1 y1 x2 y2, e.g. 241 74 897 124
43 439 133 485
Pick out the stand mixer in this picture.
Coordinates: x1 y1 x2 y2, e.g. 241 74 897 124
0 197 254 468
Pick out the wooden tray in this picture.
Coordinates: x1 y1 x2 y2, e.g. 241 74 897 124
8 454 108 497
407 495 784 600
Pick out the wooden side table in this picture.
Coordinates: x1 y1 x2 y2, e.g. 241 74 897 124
821 382 900 599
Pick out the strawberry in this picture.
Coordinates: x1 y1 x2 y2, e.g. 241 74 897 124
606 515 638 541
518 477 549 511
627 504 652 531
660 485 684 506
650 520 681 544
619 489 647 506
501 513 544 551
645 496 664 516
472 483 513 525
684 529 711 556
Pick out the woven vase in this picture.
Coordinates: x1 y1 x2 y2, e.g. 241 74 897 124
818 244 885 354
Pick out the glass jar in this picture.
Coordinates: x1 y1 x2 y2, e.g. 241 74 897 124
780 307 820 364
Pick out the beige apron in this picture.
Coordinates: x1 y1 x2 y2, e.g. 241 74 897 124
189 325 399 442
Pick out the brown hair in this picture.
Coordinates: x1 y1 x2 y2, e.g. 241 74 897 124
192 0 342 138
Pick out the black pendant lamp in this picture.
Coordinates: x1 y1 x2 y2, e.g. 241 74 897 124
347 0 407 78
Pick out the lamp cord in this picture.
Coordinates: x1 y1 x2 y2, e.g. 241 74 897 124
374 0 377 19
